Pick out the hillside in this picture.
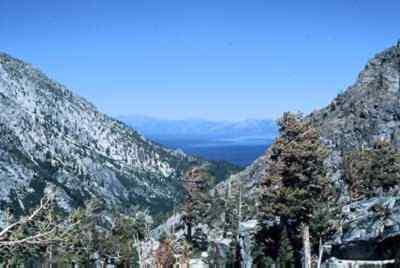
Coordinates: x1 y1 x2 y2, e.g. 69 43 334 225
153 42 400 262
0 53 238 224
230 43 400 213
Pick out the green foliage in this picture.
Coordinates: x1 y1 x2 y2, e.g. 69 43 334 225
59 200 107 265
344 139 400 199
0 195 65 263
277 227 294 268
206 160 243 185
309 203 339 249
183 166 213 243
154 234 176 267
256 112 334 263
260 112 329 224
0 196 153 267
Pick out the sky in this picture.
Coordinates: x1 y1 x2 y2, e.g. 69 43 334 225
1 0 400 120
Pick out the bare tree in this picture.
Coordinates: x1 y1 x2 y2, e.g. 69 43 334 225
0 197 63 248
0 194 77 267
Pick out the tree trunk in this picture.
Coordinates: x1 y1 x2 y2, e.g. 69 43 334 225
303 225 311 268
134 236 142 268
234 241 242 268
102 259 107 268
187 223 192 242
47 244 54 268
317 238 324 268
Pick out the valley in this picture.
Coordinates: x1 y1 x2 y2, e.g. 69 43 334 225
1 33 400 268
118 116 277 166
154 138 270 167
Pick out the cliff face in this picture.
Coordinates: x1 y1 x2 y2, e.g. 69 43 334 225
311 44 400 152
309 44 400 258
0 53 237 223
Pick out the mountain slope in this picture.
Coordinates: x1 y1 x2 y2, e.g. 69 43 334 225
234 43 400 258
153 42 400 261
225 43 400 210
0 53 238 223
310 44 400 151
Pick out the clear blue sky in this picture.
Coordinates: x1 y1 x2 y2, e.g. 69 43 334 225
1 0 399 120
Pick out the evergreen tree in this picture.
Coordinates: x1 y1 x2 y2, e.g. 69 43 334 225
109 215 138 267
154 233 175 268
61 200 151 268
256 112 332 266
344 139 400 199
178 241 192 268
182 166 213 243
61 200 108 266
309 202 338 252
277 227 294 268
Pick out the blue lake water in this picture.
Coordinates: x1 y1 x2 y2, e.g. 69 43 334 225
151 137 272 167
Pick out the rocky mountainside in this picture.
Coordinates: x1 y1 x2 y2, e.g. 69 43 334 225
153 42 400 262
0 53 238 224
244 43 400 258
224 43 400 208
235 43 400 203
308 43 400 258
311 44 400 151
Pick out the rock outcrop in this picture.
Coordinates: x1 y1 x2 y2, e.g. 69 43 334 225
333 196 400 259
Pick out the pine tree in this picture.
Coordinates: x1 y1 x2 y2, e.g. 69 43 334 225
179 241 192 268
182 166 213 243
154 233 175 268
277 227 294 268
344 139 400 199
256 112 332 266
343 148 372 200
61 200 107 266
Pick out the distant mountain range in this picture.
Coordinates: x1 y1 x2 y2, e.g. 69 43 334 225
117 115 278 140
118 115 278 166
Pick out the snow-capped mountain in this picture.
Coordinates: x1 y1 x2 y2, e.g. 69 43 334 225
0 53 238 222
